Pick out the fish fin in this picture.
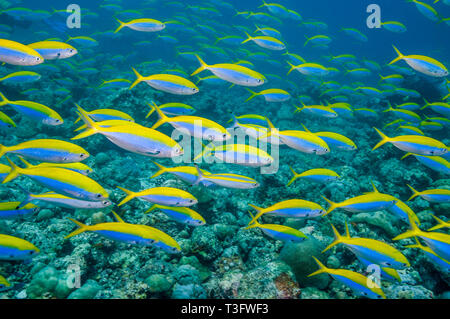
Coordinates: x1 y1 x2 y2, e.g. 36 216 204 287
244 88 258 102
129 67 144 90
286 166 299 187
389 45 404 65
322 223 345 253
2 157 23 184
427 215 446 231
300 122 311 132
114 18 125 33
150 161 168 178
191 164 205 186
112 211 125 223
406 184 420 201
307 256 329 277
64 218 90 239
322 196 339 216
370 180 379 193
372 127 391 151
116 186 136 206
150 101 170 129
191 55 209 76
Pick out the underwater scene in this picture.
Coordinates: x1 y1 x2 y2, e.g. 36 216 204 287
0 0 449 300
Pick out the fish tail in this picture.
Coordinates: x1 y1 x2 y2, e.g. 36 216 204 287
322 223 345 253
191 55 209 76
241 32 253 44
303 35 310 47
258 116 278 141
400 153 413 160
16 185 34 209
253 24 261 32
247 204 265 224
372 127 391 151
286 166 299 187
129 67 144 90
0 143 7 159
64 218 90 239
403 237 424 250
244 88 258 102
421 98 430 110
191 164 205 186
321 196 338 216
286 61 296 75
389 45 404 65
2 157 23 184
116 186 136 206
149 101 170 129
392 213 423 241
17 156 34 168
150 161 168 178
71 105 99 140
406 184 421 201
244 210 261 229
0 92 10 107
114 18 125 33
145 100 158 118
144 204 158 214
307 256 329 277
193 142 214 161
427 215 446 231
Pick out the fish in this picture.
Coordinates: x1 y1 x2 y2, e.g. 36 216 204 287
308 256 386 299
294 103 338 118
421 100 450 118
150 161 213 186
287 61 329 77
194 143 274 167
0 201 38 220
407 184 450 203
323 223 410 269
65 212 181 253
72 105 183 158
145 204 206 226
17 186 112 210
405 238 450 274
401 153 450 175
381 21 407 33
248 198 326 223
117 186 197 207
245 211 307 243
372 127 448 156
145 102 195 117
129 67 199 95
241 32 286 50
192 164 259 189
407 0 440 21
322 182 398 215
0 92 63 126
0 139 89 163
27 41 77 59
0 39 43 65
149 102 230 142
191 55 265 87
73 106 134 124
0 234 39 260
393 214 450 261
260 118 329 155
389 46 448 77
114 18 165 33
3 157 109 201
244 88 290 102
0 71 41 84
287 167 340 186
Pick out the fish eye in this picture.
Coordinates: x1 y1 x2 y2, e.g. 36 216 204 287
96 194 102 198
80 153 85 158
29 251 34 255
189 199 194 203
36 57 40 61
103 201 109 205
385 262 391 266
